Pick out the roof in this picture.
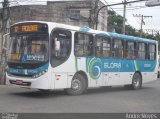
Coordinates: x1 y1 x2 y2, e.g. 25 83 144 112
108 32 157 44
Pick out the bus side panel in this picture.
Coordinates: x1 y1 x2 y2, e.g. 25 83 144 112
51 55 76 89
142 72 157 83
86 58 135 87
136 60 157 83
85 57 105 87
120 72 133 85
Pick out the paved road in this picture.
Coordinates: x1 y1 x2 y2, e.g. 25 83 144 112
0 79 160 113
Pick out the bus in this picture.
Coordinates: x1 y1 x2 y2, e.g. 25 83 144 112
6 21 158 95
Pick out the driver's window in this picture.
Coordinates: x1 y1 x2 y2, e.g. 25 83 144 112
51 29 71 67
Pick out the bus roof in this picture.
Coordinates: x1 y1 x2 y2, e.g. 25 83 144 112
108 32 157 44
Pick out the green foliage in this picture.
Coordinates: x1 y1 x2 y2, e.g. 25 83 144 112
107 10 160 49
108 10 123 34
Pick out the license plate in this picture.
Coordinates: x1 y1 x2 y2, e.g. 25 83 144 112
16 80 23 85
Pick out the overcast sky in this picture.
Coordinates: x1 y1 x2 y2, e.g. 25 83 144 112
101 0 160 33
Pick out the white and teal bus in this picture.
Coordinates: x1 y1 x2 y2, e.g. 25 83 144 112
6 21 158 95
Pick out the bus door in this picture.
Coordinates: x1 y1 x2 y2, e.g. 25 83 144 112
50 29 72 89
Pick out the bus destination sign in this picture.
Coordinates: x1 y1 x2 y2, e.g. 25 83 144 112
10 23 48 33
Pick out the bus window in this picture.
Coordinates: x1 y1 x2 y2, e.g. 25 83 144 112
74 33 94 57
138 42 147 60
95 35 110 58
50 29 71 67
149 44 156 60
126 41 136 59
112 39 124 58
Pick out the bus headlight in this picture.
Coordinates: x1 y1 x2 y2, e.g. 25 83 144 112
32 69 48 78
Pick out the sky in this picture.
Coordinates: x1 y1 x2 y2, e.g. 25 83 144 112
101 0 160 34
1 0 160 34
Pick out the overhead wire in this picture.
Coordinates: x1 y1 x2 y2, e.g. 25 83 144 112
103 0 133 27
1 0 159 32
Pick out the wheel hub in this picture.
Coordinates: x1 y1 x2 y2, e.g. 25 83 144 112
133 75 140 87
71 79 81 91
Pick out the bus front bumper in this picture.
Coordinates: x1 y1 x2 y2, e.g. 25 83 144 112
6 72 50 90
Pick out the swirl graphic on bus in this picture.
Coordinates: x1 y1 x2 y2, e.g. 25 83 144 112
88 58 102 80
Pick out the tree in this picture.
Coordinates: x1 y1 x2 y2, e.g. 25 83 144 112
107 10 160 41
108 10 123 34
107 10 160 51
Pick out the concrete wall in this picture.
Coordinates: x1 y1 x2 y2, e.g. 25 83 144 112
9 0 107 29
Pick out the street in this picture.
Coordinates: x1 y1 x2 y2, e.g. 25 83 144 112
0 79 160 113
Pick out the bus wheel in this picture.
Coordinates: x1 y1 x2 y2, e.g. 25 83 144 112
132 72 142 90
65 74 87 95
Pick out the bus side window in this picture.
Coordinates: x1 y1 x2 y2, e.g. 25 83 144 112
74 32 94 57
149 44 156 60
50 29 71 67
126 41 136 59
95 35 110 58
112 38 124 58
138 42 146 60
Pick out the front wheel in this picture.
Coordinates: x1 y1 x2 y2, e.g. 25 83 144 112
131 72 142 90
65 74 87 95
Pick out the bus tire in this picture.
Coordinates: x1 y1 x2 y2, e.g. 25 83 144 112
131 72 142 90
65 73 87 95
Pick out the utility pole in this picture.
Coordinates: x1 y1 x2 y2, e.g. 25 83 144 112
1 0 10 33
133 14 152 37
0 0 10 85
1 0 10 51
95 0 146 30
89 0 99 29
122 0 127 34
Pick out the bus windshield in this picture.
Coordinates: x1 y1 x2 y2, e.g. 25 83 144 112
8 34 49 63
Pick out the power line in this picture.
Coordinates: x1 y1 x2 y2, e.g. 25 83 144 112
96 0 147 30
122 0 127 34
144 29 160 35
133 14 152 37
104 0 135 31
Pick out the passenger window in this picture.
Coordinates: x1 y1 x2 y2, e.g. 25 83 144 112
149 44 156 60
74 33 94 57
95 35 110 58
50 29 71 67
126 41 136 59
112 39 124 58
138 43 147 60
